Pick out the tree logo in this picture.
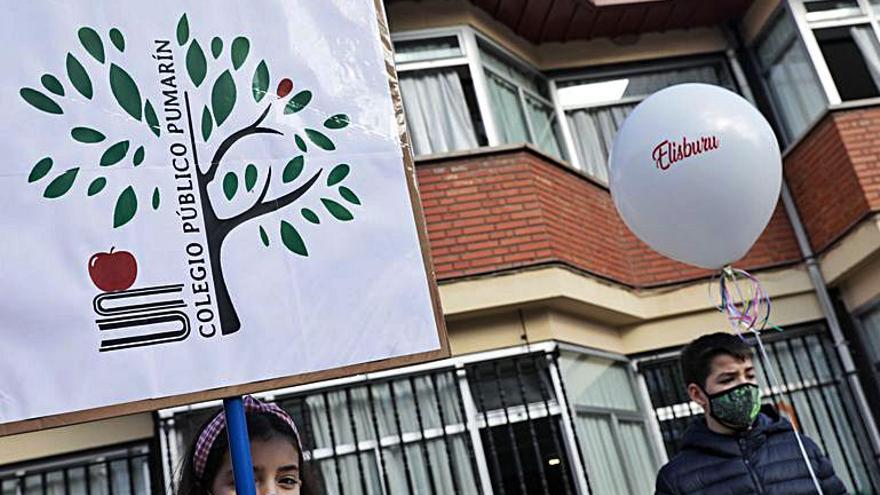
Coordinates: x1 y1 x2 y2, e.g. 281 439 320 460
19 14 362 340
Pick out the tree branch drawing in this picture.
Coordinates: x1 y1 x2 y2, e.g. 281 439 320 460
20 14 363 335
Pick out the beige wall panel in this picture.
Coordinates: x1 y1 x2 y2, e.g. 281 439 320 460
821 214 880 285
620 292 824 354
741 0 781 45
0 414 153 465
838 251 880 311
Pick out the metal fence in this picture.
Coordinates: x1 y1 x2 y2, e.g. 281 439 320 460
160 349 589 495
0 445 151 495
637 323 880 494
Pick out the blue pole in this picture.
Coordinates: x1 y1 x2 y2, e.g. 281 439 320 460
223 397 256 495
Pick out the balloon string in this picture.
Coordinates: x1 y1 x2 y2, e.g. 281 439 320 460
712 266 824 494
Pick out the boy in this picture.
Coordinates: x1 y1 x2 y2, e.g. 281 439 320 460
655 332 846 494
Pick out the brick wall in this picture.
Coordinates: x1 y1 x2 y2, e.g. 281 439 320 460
783 106 880 253
417 147 802 287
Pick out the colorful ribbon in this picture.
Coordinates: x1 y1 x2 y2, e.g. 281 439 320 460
712 266 781 337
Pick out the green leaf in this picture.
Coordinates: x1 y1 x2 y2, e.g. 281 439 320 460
133 146 145 166
66 54 92 99
152 187 160 210
339 186 361 205
109 28 125 52
100 140 130 166
20 88 62 115
71 127 105 143
211 37 222 59
321 198 353 221
324 114 350 129
284 90 312 114
306 128 335 151
28 157 53 183
245 164 257 192
280 220 308 256
259 225 270 247
223 172 238 200
295 134 307 153
110 63 142 121
201 106 213 142
231 37 250 70
144 100 160 137
43 168 79 199
301 208 320 224
327 164 350 186
186 40 207 87
212 70 236 126
41 74 64 96
87 177 107 196
252 60 269 103
113 186 137 228
283 156 304 183
78 27 105 63
177 14 189 46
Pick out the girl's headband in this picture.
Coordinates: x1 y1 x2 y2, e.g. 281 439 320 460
193 395 302 479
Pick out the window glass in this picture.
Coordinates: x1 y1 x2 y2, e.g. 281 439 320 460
557 60 734 180
399 67 485 155
394 36 462 64
815 25 880 101
755 12 826 141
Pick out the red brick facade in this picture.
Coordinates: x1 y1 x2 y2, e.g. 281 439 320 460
417 147 802 287
784 106 880 253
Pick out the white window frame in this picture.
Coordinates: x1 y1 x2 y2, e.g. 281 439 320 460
390 26 568 161
749 6 825 144
557 342 666 494
551 56 740 181
473 34 566 159
787 0 880 104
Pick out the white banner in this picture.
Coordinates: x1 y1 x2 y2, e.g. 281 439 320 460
0 0 441 426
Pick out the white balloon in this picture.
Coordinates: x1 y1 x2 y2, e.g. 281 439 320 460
609 83 781 270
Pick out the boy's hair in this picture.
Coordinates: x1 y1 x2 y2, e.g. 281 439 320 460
681 332 753 389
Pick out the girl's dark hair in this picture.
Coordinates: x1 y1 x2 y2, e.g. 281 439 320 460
176 408 324 495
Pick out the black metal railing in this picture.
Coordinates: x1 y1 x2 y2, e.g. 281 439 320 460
162 351 581 495
638 323 880 494
0 447 151 495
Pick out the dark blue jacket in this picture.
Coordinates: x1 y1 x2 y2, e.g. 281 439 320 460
656 409 847 494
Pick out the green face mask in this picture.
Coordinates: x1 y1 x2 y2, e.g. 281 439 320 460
706 382 761 430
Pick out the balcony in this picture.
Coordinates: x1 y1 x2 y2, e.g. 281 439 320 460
416 145 802 287
785 104 880 250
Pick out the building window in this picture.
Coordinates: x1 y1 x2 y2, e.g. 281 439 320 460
858 302 880 370
795 0 880 104
467 355 576 494
0 444 152 495
478 42 566 160
392 28 565 161
394 34 487 156
559 350 661 495
815 25 880 100
754 10 827 142
555 59 736 182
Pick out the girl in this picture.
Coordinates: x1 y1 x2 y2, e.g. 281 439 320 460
177 395 323 495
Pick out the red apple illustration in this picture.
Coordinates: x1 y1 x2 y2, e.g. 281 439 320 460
89 247 137 292
277 78 293 98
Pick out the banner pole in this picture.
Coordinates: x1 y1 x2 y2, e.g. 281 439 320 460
223 397 256 495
